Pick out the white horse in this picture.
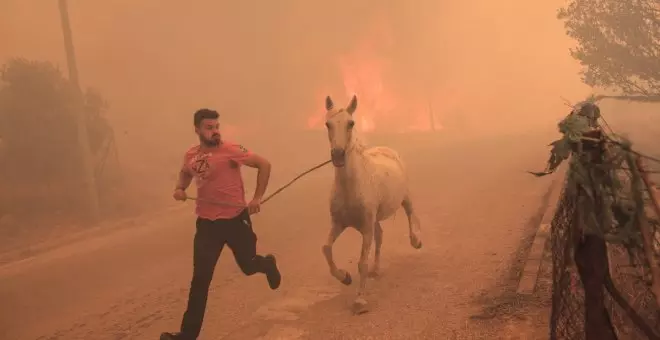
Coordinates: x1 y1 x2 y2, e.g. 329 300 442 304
321 95 423 314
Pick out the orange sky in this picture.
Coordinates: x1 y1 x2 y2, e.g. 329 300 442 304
1 0 590 142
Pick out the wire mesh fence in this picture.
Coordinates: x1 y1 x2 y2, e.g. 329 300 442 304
548 155 660 339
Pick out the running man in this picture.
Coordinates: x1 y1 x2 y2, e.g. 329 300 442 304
160 109 281 340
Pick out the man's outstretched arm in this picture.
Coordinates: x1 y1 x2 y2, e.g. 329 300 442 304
241 153 271 201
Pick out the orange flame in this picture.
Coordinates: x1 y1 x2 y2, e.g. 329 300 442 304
306 13 441 133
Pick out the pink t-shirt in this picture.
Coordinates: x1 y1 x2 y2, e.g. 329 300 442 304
182 141 253 220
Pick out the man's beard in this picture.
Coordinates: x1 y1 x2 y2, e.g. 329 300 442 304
201 135 221 147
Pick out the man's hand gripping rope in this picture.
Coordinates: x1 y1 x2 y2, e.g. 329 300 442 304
178 160 332 215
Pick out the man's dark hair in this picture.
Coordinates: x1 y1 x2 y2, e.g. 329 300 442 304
193 109 219 127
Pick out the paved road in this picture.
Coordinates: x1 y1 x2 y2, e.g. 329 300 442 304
0 130 558 340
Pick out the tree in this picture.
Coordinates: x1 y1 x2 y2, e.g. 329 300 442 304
558 0 660 97
83 87 112 155
0 58 113 215
0 58 78 180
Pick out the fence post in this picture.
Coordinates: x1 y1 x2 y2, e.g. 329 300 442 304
571 132 618 340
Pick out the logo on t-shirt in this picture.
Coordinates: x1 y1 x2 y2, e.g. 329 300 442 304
191 153 211 179
238 145 249 153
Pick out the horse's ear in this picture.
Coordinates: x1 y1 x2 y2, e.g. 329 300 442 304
325 96 334 111
346 95 358 115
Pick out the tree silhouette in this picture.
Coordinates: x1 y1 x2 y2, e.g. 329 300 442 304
558 0 660 97
0 58 112 185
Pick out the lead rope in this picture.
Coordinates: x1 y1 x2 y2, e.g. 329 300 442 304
187 159 332 207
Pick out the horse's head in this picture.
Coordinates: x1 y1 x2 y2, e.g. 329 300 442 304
324 95 358 167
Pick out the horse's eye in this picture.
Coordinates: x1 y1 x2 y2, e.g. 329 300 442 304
347 121 355 129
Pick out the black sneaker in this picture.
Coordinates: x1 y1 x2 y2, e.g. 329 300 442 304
160 332 190 340
264 254 281 290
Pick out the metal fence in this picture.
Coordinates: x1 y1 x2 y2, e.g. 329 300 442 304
549 164 660 339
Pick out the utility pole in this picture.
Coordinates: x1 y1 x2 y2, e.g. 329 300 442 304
58 0 100 221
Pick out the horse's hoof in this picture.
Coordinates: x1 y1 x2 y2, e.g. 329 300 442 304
411 238 422 249
341 272 352 285
352 298 369 315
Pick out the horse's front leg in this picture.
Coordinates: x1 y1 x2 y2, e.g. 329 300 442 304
321 222 351 285
354 219 374 314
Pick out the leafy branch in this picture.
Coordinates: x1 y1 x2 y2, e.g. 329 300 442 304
558 0 660 96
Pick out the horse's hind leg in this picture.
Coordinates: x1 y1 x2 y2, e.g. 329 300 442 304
369 222 383 277
402 196 422 249
322 222 352 285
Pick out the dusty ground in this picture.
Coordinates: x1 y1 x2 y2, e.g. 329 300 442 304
0 130 559 340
